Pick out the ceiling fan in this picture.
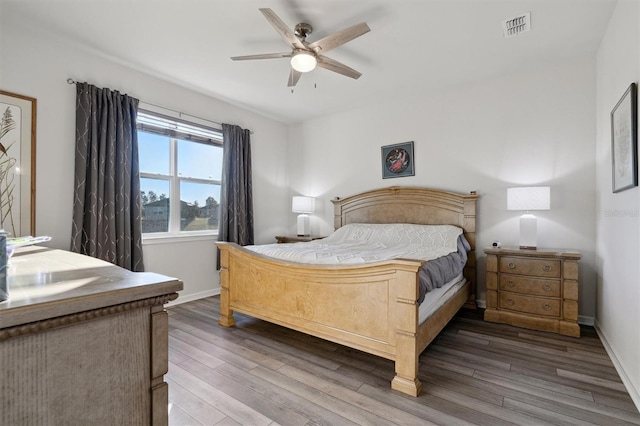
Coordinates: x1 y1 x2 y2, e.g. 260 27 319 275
231 8 370 87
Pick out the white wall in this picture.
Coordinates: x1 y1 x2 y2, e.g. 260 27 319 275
290 57 598 321
595 0 640 408
0 12 290 302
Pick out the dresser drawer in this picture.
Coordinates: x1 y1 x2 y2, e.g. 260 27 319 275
499 292 560 317
499 256 560 278
499 274 561 297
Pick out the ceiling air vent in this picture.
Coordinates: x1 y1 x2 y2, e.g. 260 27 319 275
503 12 531 38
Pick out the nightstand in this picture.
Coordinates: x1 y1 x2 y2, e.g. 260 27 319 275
484 247 581 337
275 235 324 243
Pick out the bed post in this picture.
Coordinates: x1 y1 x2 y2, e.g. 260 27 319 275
216 243 236 327
462 191 478 309
391 339 421 396
390 268 422 397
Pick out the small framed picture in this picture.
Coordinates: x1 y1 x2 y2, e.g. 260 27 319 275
381 141 414 179
611 82 637 193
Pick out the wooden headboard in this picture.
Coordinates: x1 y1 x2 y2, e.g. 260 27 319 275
331 186 479 307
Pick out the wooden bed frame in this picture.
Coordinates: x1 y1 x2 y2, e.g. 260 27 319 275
216 186 478 396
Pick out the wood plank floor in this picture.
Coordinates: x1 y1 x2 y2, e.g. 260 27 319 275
166 296 640 426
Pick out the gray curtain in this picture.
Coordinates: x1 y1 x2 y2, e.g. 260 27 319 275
70 82 145 272
218 124 254 251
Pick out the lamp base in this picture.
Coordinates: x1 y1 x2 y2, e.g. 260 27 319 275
297 214 310 237
519 214 538 250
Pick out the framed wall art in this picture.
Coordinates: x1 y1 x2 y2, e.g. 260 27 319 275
611 82 637 193
381 141 414 179
0 90 36 236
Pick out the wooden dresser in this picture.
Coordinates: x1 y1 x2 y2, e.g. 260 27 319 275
484 247 581 337
0 247 183 425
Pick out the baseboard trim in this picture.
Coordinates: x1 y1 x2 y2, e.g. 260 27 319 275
578 315 594 326
167 288 221 307
594 320 640 412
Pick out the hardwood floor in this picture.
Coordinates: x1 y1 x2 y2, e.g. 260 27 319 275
166 296 640 425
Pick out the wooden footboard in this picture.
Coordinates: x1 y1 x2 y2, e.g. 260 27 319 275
217 241 428 395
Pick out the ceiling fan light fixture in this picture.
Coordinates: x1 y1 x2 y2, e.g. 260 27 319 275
290 50 317 72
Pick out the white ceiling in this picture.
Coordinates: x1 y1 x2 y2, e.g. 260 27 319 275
3 0 617 124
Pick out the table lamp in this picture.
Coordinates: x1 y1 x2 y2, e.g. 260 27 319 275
507 186 550 250
292 196 315 237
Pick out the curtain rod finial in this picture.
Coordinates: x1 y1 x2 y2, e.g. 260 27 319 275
67 78 76 85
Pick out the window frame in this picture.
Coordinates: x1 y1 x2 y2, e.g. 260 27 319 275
137 107 223 240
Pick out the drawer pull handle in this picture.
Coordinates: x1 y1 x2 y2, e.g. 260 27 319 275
542 304 551 311
506 299 515 305
507 263 516 269
542 284 552 291
507 281 516 287
542 265 552 272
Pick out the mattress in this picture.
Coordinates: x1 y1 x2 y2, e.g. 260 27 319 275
419 273 466 325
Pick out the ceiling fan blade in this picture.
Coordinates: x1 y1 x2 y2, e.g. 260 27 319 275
317 55 362 79
259 8 305 50
308 22 370 54
231 52 292 61
288 68 302 87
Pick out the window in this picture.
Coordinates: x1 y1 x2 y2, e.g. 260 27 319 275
137 109 223 236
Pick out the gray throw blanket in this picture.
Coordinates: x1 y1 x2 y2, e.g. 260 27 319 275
417 234 470 304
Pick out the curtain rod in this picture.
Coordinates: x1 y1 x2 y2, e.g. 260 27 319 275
66 78 250 132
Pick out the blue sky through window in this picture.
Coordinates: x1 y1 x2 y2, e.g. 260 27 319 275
178 139 223 180
139 131 222 205
181 182 220 206
139 132 169 175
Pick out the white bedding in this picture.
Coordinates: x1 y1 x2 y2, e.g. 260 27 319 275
247 223 463 265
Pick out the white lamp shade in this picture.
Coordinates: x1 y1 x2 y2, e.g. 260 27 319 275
507 187 550 211
290 51 317 72
292 196 316 213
